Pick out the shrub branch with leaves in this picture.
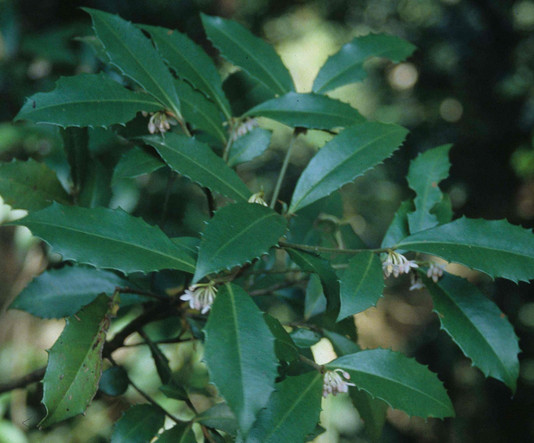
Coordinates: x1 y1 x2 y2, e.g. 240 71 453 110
1 8 531 441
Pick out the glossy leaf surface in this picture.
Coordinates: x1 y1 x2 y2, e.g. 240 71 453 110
16 74 161 128
244 92 364 130
0 159 69 211
10 266 145 318
143 133 250 202
381 200 413 249
194 203 287 282
313 33 416 93
112 146 164 185
85 9 180 115
204 284 277 436
13 203 195 274
111 404 165 443
290 122 409 213
425 274 520 391
201 14 294 95
196 403 237 435
407 144 452 233
264 313 299 362
39 294 112 427
397 217 534 283
246 371 323 443
338 252 384 320
327 349 454 418
143 24 232 119
227 128 272 167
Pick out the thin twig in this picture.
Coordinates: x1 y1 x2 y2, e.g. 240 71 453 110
280 240 391 255
0 367 46 394
115 287 168 302
249 281 297 296
299 354 325 373
121 337 195 347
270 129 300 209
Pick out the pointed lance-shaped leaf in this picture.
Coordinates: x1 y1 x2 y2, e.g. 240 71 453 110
142 24 232 119
204 284 278 436
407 144 452 233
11 203 195 274
194 202 287 282
338 251 384 321
326 349 454 418
15 74 162 128
10 266 147 319
201 14 294 96
39 294 113 428
396 217 534 283
0 159 69 211
313 33 416 94
111 404 165 443
244 92 364 130
84 9 181 116
227 128 272 168
142 133 250 203
246 371 323 443
381 200 413 250
112 146 165 185
425 273 520 392
290 122 409 213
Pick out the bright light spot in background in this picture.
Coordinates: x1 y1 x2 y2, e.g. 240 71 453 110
513 1 534 30
387 62 418 90
439 97 463 122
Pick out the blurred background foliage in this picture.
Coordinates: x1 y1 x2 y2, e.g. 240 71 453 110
1 0 534 441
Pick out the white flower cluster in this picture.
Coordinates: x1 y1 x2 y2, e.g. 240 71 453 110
143 111 178 134
427 262 446 283
322 369 356 398
230 118 258 141
382 251 418 278
248 191 268 206
180 282 218 314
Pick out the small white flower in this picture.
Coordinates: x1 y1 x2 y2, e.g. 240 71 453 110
427 262 446 283
322 369 356 398
147 111 178 134
409 272 425 291
180 282 218 314
382 251 418 278
248 191 268 206
230 118 259 141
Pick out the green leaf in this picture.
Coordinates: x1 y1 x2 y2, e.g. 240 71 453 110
263 313 299 362
173 79 226 143
323 330 360 356
111 404 165 443
381 200 413 249
39 294 113 427
16 74 161 128
227 128 272 167
142 24 232 119
62 127 89 193
156 423 196 443
142 133 250 202
0 159 69 211
313 33 416 94
201 14 294 96
349 389 388 442
290 328 322 348
396 217 534 283
194 202 287 282
10 266 146 318
430 194 453 225
287 248 340 314
244 92 364 130
223 70 276 116
77 160 112 208
143 334 172 385
338 252 384 321
326 349 454 418
407 144 452 233
246 372 323 443
84 9 180 115
12 203 195 274
99 366 129 396
204 284 277 436
196 403 237 435
304 274 326 320
289 122 409 213
112 146 165 185
425 273 520 391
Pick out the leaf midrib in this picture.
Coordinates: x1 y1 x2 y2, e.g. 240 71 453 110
25 96 162 115
340 253 377 317
23 218 194 271
291 130 397 211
